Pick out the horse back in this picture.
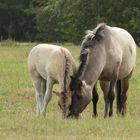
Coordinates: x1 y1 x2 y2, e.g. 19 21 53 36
100 27 136 80
28 44 74 81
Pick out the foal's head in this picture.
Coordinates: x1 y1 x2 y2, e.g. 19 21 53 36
53 90 72 118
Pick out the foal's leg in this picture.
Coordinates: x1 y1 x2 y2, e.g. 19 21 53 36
41 78 46 98
40 76 54 116
120 70 133 116
100 81 110 118
92 82 99 117
32 75 44 116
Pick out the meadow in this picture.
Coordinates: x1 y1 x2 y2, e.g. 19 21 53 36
0 40 140 140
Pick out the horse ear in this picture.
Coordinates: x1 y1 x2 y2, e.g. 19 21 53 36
76 79 83 97
95 26 105 40
75 80 84 97
53 91 60 97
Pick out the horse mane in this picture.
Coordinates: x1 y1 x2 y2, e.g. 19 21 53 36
62 49 73 93
70 49 89 91
71 23 107 91
74 23 106 80
82 23 107 49
77 49 89 79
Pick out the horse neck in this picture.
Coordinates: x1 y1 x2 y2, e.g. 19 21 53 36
83 46 106 89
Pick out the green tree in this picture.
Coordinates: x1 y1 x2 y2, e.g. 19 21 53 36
0 0 36 41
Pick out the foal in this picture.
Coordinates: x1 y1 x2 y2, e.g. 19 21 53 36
28 44 76 117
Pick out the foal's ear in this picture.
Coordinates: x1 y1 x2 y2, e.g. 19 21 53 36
53 91 60 97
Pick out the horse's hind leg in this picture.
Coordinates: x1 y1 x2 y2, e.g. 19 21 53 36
116 80 122 115
120 70 133 116
92 82 99 117
40 76 54 116
99 81 110 118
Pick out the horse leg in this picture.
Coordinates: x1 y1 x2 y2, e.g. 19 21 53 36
92 82 99 117
108 71 119 117
99 81 110 118
116 80 122 115
41 78 46 99
40 76 54 116
120 70 133 116
32 75 44 117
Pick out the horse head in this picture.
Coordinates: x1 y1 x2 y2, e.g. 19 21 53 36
68 78 92 118
53 89 72 118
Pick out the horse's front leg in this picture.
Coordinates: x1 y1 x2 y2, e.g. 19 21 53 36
92 82 99 117
108 70 119 117
100 81 110 118
31 75 45 117
40 77 54 116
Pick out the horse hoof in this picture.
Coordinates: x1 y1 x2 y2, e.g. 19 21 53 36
109 112 113 117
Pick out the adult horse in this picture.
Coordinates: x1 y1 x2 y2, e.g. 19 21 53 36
69 23 136 118
28 44 76 117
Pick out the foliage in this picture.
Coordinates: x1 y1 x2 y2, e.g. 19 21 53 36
0 0 140 44
0 0 36 41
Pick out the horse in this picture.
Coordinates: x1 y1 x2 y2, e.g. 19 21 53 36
28 44 76 117
69 23 136 118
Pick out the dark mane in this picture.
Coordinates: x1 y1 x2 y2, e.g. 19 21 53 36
71 23 107 91
71 49 89 91
82 23 106 49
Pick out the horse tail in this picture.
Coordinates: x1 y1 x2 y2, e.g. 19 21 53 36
116 80 121 113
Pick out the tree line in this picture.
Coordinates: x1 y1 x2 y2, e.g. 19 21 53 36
0 0 140 44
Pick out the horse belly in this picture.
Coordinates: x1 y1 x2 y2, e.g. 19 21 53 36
118 57 135 79
99 70 113 81
118 46 136 79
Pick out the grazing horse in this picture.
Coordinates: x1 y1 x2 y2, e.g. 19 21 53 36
69 23 136 118
28 44 76 117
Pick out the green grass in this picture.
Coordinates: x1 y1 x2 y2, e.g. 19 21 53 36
0 40 140 140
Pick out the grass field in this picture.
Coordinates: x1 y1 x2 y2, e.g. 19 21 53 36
0 40 140 140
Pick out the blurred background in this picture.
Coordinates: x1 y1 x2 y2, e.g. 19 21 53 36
0 0 140 44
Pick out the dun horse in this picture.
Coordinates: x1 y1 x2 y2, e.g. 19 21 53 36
69 23 136 118
28 44 76 117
